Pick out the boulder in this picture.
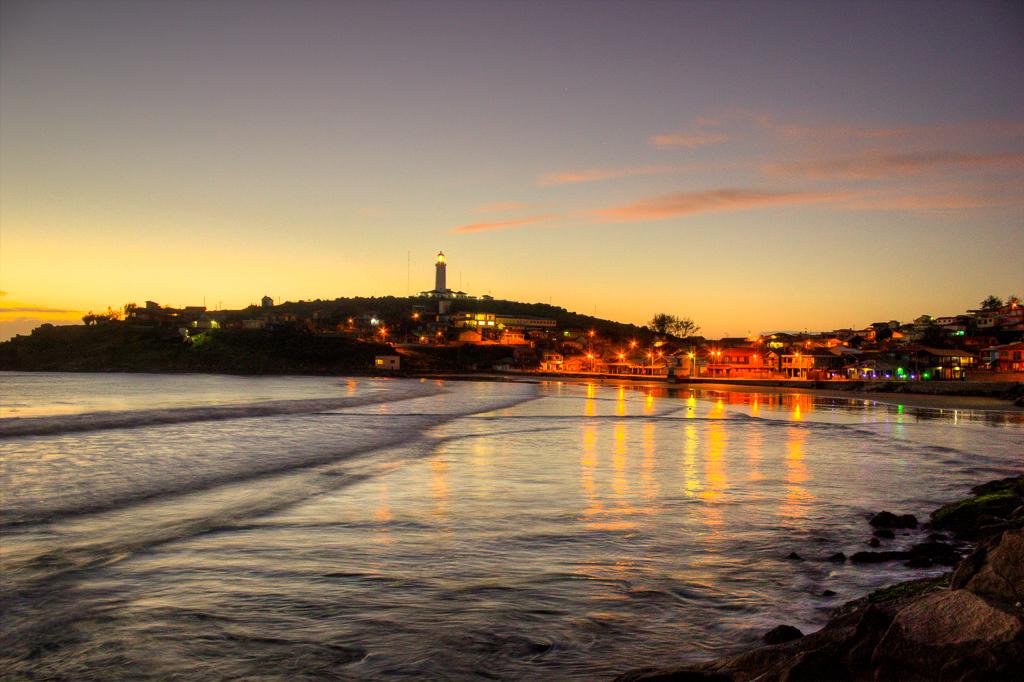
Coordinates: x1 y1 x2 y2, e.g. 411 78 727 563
960 528 1024 605
871 589 1024 680
870 511 918 529
872 528 895 539
787 552 804 561
825 552 846 563
762 625 803 645
931 477 1024 539
907 541 961 566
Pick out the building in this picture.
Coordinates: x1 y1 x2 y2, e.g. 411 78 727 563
261 295 274 309
374 355 401 370
435 252 447 293
703 347 777 378
982 342 1024 373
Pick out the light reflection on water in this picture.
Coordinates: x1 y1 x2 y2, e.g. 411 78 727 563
1 374 1022 679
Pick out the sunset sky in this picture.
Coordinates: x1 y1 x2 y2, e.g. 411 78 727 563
2 0 1022 340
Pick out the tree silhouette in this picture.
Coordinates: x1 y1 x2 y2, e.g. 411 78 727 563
980 295 1003 310
648 313 701 338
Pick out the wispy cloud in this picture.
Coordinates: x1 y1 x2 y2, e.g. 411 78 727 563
592 189 852 222
648 131 730 149
452 215 554 234
538 165 678 187
0 306 79 314
765 151 1024 179
474 201 529 214
844 191 1019 211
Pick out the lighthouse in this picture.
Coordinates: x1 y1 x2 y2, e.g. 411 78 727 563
435 251 447 293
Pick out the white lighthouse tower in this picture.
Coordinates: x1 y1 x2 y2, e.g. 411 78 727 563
435 251 447 293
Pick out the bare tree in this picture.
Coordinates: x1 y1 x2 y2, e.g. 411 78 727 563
648 313 701 338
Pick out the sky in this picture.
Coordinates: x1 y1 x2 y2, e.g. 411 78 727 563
2 0 1022 340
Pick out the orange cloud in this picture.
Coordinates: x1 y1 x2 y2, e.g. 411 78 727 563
474 201 529 214
452 215 554 234
766 151 1024 179
592 189 852 222
538 165 678 186
648 131 730 149
844 192 1016 211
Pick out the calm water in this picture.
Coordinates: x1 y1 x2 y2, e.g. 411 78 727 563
1 372 1022 679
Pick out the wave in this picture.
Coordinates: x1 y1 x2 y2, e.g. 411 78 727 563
0 387 543 603
0 383 447 438
1 387 540 528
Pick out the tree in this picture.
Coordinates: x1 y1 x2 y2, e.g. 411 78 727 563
82 307 122 326
981 295 1003 310
673 317 700 338
648 313 701 338
1007 294 1021 307
648 313 677 335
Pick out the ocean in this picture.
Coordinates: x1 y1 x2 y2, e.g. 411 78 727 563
1 372 1022 679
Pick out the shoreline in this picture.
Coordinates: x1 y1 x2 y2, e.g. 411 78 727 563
408 371 1024 412
615 476 1024 681
3 368 1021 413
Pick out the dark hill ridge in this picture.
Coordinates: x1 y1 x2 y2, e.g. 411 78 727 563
0 321 547 374
0 324 392 374
246 295 651 340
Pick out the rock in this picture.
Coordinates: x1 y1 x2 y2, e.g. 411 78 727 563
762 624 804 645
850 550 911 563
961 528 1024 605
871 589 1024 680
825 552 846 563
931 477 1024 539
867 537 881 547
615 478 1024 682
872 528 895 539
908 541 961 566
905 557 932 568
786 552 804 561
870 511 918 529
971 476 1024 497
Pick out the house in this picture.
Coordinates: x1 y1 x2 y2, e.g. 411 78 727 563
374 355 401 370
539 353 563 371
703 347 777 378
780 351 817 379
984 342 1024 372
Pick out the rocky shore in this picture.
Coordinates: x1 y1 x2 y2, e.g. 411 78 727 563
617 476 1024 681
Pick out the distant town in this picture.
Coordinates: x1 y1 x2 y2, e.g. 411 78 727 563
67 251 1023 382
